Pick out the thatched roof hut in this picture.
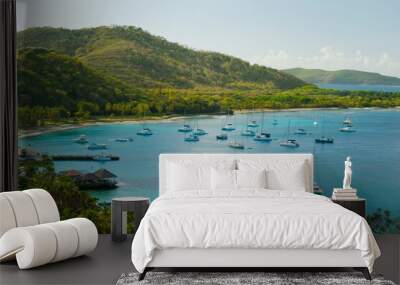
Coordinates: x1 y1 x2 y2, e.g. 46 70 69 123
93 168 117 179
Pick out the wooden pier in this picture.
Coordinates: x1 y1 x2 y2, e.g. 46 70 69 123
51 154 120 161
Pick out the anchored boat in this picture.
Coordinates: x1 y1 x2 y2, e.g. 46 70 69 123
229 142 245 149
315 136 334 144
216 134 228 140
340 126 356 132
184 133 199 142
137 127 153 136
88 143 107 150
294 128 307 135
280 139 300 148
73 135 88 144
178 124 193 133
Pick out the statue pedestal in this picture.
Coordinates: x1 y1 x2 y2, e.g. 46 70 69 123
332 188 358 200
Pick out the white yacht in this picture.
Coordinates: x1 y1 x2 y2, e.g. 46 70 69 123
178 124 193 133
137 127 153 136
280 139 300 148
88 143 107 150
222 123 235 131
73 135 88 144
229 142 244 149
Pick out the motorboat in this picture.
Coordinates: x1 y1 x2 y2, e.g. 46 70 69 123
88 143 107 150
294 128 307 135
340 126 356 132
115 137 133 142
93 154 112 161
137 127 153 136
343 118 352 126
73 135 88 144
315 136 334 144
222 123 235 131
254 133 272 142
216 134 228 140
247 120 259 128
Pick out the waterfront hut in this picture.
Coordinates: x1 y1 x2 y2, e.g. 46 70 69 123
60 169 82 179
93 168 117 182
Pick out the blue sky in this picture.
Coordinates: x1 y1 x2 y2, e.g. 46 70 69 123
17 0 400 77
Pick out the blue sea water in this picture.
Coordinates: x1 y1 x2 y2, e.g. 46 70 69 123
317 83 400 92
19 108 400 217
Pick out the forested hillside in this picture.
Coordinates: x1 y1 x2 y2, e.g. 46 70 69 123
16 26 400 128
18 26 306 90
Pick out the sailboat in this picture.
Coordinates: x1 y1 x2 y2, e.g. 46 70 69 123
254 113 272 142
193 121 208 136
178 124 192 133
216 116 228 140
229 132 244 149
137 111 153 136
315 118 334 144
241 128 256 136
241 115 256 136
222 113 236 131
184 132 199 142
280 121 300 148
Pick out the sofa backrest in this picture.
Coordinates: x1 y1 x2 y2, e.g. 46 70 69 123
0 189 60 237
159 153 313 195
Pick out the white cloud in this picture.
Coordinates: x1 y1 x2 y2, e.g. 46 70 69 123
252 46 400 77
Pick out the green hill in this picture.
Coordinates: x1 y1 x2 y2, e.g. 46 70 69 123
283 68 400 86
17 26 306 90
17 48 135 109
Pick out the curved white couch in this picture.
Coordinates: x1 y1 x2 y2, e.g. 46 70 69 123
0 189 98 269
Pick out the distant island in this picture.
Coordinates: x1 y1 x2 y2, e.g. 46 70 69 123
283 68 400 86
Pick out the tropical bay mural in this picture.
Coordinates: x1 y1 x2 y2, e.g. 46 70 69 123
17 0 400 233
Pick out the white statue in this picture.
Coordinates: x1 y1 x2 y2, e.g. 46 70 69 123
343 156 352 189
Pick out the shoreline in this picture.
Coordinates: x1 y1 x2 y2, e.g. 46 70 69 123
18 106 399 139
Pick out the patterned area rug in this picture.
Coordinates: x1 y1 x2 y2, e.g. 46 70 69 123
117 272 395 285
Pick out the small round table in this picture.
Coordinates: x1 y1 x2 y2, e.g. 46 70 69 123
111 197 150 242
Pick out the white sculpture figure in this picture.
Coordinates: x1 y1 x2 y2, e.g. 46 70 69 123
343 156 352 189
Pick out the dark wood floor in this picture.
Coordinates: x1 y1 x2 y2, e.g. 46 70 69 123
1 235 399 285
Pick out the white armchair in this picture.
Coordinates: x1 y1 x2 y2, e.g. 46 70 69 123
0 189 98 269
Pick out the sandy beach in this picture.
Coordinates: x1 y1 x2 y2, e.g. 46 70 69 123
18 106 397 139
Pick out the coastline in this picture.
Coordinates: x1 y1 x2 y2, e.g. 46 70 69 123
18 106 399 139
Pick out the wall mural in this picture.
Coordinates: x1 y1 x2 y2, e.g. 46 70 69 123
17 0 400 234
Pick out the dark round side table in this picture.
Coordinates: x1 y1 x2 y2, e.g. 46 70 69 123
111 197 150 242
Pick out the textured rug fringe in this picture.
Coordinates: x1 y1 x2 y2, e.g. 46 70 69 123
116 271 394 285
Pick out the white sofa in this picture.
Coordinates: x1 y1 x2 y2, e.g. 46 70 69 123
0 188 98 269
